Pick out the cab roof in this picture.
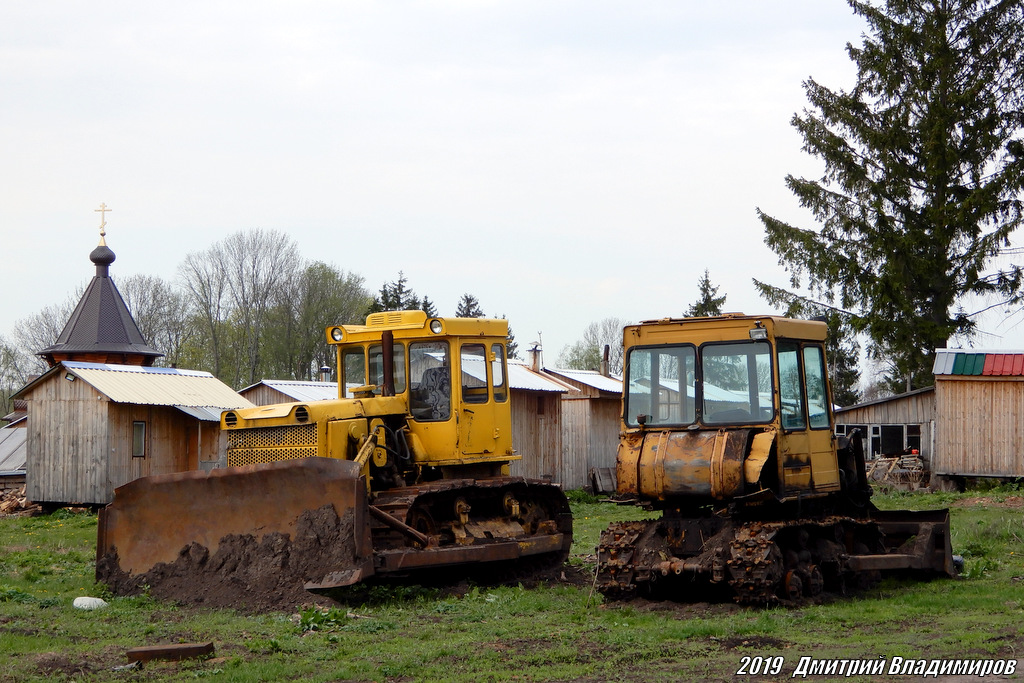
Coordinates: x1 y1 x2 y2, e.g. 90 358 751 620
330 310 509 344
629 313 827 344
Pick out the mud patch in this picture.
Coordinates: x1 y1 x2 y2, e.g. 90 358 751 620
718 635 790 650
98 504 357 613
34 652 94 678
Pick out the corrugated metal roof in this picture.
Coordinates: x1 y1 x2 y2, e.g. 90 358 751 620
508 362 574 393
60 361 253 409
242 380 338 402
0 428 27 472
933 350 1024 377
546 368 622 394
174 406 228 422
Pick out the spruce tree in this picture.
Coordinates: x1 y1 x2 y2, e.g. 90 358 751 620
686 269 727 317
455 294 484 318
367 271 421 314
756 0 1024 391
420 296 438 318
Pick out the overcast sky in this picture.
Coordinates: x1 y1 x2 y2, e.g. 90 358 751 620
4 1 1022 365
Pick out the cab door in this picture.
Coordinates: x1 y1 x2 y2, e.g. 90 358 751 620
801 344 840 491
457 342 498 456
776 341 840 495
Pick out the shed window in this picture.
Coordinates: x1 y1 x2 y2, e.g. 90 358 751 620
132 421 146 458
907 424 922 452
880 425 904 456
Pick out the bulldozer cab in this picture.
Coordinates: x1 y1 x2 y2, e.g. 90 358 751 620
618 314 841 504
327 311 515 467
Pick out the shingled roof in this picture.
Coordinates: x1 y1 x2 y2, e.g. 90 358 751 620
38 222 162 367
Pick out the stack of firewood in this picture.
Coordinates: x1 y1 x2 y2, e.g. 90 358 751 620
0 485 40 516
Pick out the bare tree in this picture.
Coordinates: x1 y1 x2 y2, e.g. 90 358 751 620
179 244 231 377
10 296 81 371
221 228 303 386
270 262 370 380
117 273 194 367
557 317 629 375
0 334 34 418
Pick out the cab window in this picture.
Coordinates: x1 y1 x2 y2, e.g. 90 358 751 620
461 344 489 404
409 341 450 421
778 341 806 430
625 345 696 427
803 345 830 429
491 344 507 403
367 343 407 394
342 347 366 397
702 341 773 424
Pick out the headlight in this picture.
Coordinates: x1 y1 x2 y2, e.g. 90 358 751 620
429 319 443 334
329 326 345 342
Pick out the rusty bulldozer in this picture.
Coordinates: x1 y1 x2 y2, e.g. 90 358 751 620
596 314 956 603
97 312 572 598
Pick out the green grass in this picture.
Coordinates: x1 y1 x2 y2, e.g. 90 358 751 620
1 488 1022 682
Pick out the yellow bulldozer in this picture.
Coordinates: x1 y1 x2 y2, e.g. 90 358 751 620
596 314 956 603
97 311 572 596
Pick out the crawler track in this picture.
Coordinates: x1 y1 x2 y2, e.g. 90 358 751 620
370 477 574 580
597 513 928 605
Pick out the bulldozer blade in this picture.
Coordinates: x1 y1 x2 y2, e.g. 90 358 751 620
96 458 374 586
847 508 956 576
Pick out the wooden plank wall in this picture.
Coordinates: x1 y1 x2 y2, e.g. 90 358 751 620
509 391 563 484
835 390 935 465
241 385 292 406
559 399 589 488
588 399 622 471
560 398 621 488
107 405 194 494
836 391 935 426
934 378 1024 477
25 375 108 505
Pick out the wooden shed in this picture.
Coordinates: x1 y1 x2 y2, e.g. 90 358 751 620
834 386 936 469
505 361 575 486
14 362 252 506
542 368 622 488
932 350 1024 479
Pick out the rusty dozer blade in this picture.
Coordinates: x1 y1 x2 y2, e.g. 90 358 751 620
848 508 957 576
96 458 374 589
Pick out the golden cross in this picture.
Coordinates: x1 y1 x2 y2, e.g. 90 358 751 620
95 203 111 244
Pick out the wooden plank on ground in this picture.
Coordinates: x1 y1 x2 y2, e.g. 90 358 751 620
126 642 215 662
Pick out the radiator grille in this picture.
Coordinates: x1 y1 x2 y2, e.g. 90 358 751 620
227 447 319 467
225 423 320 467
227 423 317 450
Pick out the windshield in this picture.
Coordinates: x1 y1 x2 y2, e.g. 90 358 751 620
625 341 774 427
702 342 773 424
625 345 696 427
